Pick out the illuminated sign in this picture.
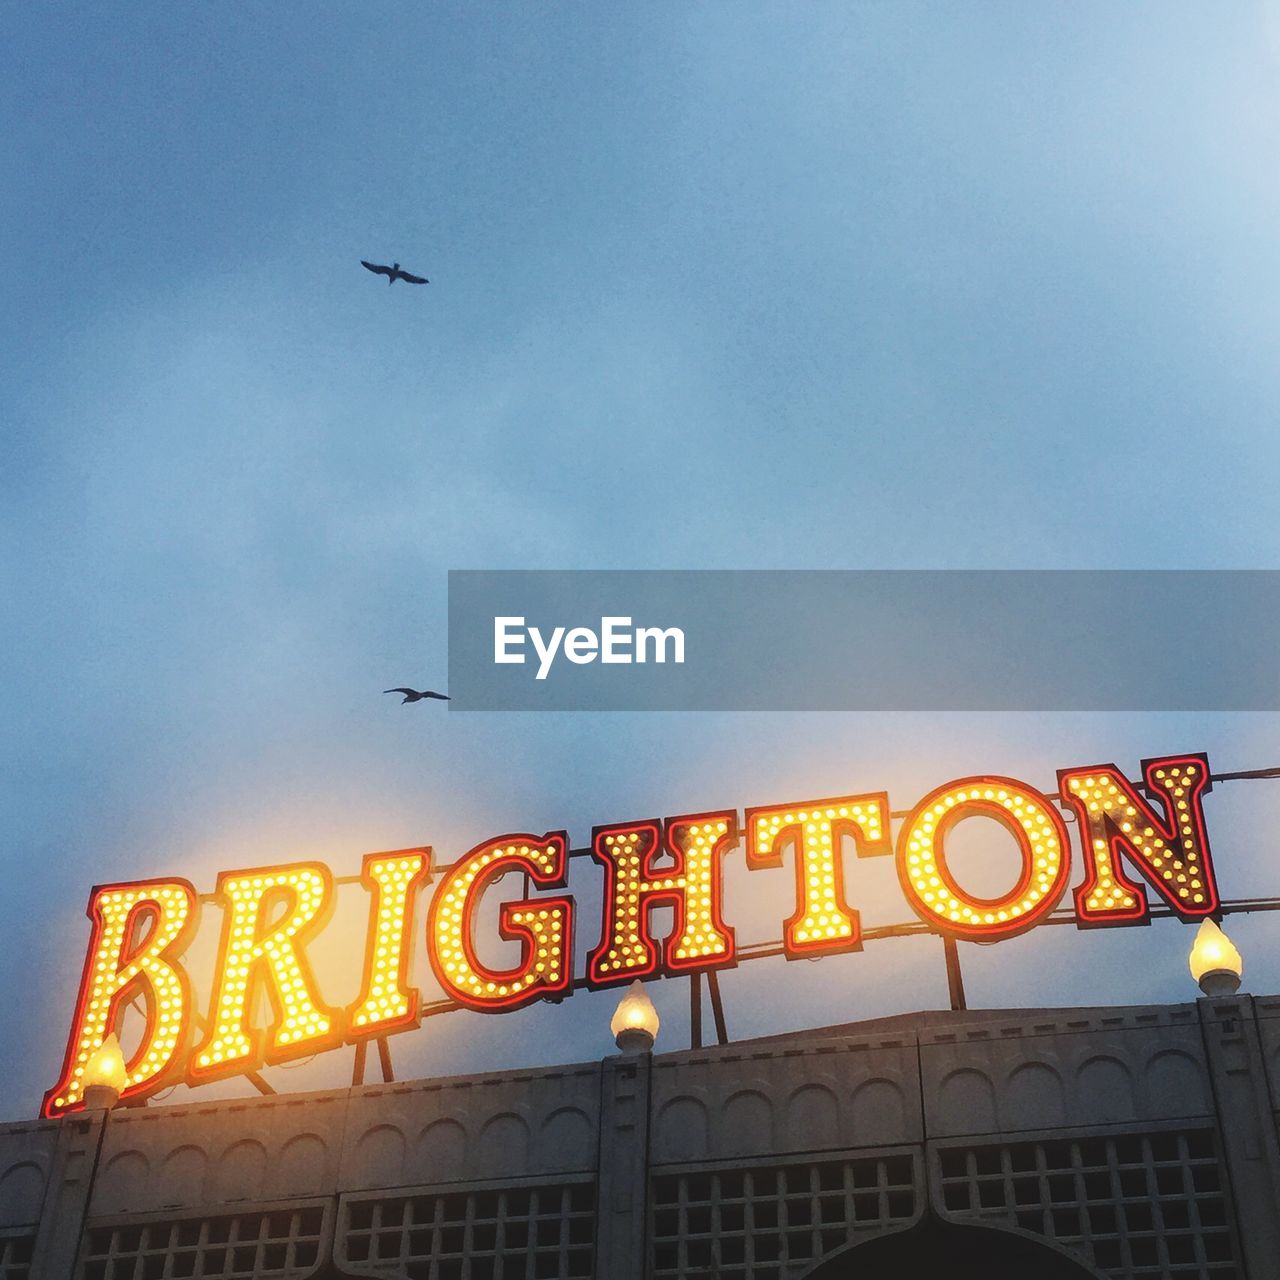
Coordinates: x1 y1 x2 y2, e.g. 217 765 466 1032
43 752 1222 1117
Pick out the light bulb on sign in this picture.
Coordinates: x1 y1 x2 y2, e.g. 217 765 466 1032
82 1033 127 1109
1189 918 1243 996
610 979 659 1053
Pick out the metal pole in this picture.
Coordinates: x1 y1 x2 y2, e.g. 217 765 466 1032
351 1039 368 1086
377 1036 395 1083
943 936 967 1011
689 973 703 1049
707 970 729 1045
246 1071 276 1096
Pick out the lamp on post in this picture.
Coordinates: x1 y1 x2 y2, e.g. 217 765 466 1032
610 980 659 1054
82 1033 127 1110
1189 919 1243 997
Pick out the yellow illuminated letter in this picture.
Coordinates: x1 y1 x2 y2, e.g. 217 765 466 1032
746 793 890 957
588 812 738 985
1058 753 1220 925
897 777 1069 941
428 833 573 1011
43 879 197 1117
191 862 338 1080
349 849 430 1036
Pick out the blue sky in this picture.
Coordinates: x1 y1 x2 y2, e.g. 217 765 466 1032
4 4 1280 1115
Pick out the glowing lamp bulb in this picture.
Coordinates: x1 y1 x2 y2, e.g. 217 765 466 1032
1189 919 1243 996
610 980 659 1053
83 1033 127 1109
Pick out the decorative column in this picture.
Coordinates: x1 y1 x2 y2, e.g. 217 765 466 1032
29 1109 106 1279
1198 994 1280 1276
593 1052 653 1280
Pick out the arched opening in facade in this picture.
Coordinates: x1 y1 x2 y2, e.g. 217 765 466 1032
800 1214 1106 1280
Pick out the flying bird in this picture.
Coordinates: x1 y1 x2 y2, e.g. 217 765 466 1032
361 259 429 286
385 688 450 704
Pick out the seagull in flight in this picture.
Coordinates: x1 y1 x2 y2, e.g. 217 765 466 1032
385 688 450 704
361 259 429 286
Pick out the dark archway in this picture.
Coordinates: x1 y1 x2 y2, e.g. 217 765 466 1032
799 1214 1106 1280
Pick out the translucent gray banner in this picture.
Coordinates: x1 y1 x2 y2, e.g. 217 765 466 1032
446 570 1280 711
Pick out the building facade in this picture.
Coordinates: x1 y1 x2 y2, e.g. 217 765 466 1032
2 992 1279 1279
